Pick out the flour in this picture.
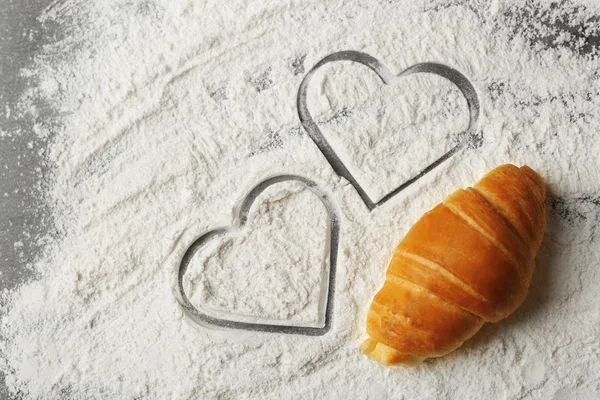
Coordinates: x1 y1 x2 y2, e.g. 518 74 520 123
1 0 600 399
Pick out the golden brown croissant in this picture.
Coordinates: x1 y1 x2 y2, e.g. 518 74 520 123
361 164 546 366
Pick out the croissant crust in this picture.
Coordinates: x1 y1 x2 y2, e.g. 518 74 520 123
362 164 547 366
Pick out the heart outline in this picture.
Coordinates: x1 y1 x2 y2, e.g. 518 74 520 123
176 175 340 335
297 50 481 210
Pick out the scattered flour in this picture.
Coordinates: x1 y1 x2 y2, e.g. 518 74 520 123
1 0 600 399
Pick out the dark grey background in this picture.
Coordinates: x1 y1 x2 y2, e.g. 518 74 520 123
1 0 59 288
1 1 58 398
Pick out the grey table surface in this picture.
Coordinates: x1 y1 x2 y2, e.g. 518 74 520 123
1 0 56 289
1 1 599 399
1 1 57 398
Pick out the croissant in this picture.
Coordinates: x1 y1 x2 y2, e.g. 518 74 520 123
361 164 546 366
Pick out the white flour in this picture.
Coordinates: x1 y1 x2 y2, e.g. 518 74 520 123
1 0 600 399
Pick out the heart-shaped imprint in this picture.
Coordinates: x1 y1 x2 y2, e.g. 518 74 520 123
298 51 480 210
176 175 339 335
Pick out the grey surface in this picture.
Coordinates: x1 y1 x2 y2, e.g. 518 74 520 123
1 1 57 398
0 1 599 398
1 0 58 288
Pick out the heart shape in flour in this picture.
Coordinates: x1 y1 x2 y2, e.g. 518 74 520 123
176 175 339 335
297 51 480 210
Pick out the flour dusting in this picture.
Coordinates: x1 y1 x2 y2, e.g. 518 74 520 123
1 0 600 399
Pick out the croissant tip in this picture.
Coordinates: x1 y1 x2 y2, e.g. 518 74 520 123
492 164 546 200
361 338 424 367
518 165 546 199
